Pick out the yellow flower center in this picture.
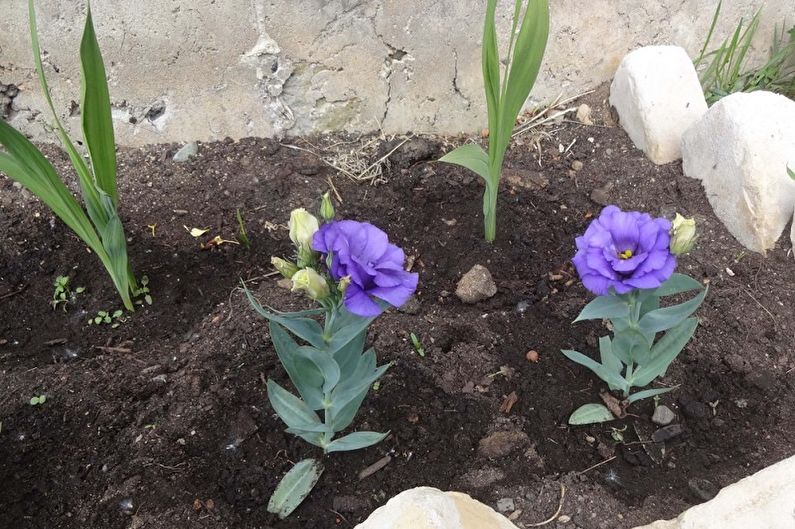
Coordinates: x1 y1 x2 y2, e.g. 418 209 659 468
619 249 633 260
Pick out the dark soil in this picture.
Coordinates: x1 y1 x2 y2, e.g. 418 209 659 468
2 88 794 529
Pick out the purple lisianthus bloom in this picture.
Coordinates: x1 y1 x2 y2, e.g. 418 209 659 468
312 220 419 317
572 206 676 296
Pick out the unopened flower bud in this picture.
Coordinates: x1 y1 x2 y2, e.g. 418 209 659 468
289 208 319 265
291 268 330 300
337 275 351 294
271 257 299 279
670 213 697 255
320 192 335 222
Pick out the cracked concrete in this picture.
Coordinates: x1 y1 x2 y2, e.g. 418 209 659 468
0 0 791 146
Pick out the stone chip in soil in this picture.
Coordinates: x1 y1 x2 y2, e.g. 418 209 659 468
456 264 497 303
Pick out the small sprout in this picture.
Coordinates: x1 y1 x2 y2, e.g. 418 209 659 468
29 395 47 406
610 425 627 443
147 223 157 237
204 235 239 248
372 381 381 391
88 308 125 327
51 275 83 311
236 208 251 248
410 332 425 357
134 275 152 306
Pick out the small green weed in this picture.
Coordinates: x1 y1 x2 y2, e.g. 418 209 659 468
51 275 85 311
88 309 124 327
29 395 47 406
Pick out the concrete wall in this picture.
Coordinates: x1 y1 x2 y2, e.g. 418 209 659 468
0 0 792 146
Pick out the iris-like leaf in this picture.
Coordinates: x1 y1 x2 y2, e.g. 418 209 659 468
568 403 615 425
80 4 118 203
439 144 491 183
574 295 631 323
267 459 324 519
324 431 389 453
631 318 699 387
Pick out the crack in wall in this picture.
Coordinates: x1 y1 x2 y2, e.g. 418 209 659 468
452 49 472 110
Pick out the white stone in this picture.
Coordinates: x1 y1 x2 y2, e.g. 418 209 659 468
609 45 708 164
354 487 519 529
631 455 795 529
681 91 795 254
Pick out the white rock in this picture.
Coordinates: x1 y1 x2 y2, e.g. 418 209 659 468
354 487 519 529
631 455 795 529
681 91 795 254
609 46 708 165
173 141 199 162
455 265 497 304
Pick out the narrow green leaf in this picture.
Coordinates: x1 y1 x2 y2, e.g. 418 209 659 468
79 4 118 203
638 287 707 335
574 295 630 322
632 318 699 387
482 0 501 143
100 213 133 310
561 349 629 393
568 403 615 425
627 386 678 404
267 459 324 519
439 144 491 183
324 431 389 453
788 165 795 180
267 380 323 430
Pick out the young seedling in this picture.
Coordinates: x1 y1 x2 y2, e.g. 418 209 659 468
236 208 251 248
88 309 124 327
135 275 152 306
51 275 85 311
410 332 426 357
29 395 47 406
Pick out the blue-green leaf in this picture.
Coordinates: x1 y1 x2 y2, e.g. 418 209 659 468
325 308 375 356
561 349 629 393
638 287 707 335
627 386 678 404
439 144 491 182
574 295 630 323
328 387 369 432
269 321 324 409
295 346 340 394
267 459 324 519
612 327 652 365
332 329 367 380
652 273 704 298
631 318 698 387
598 336 624 391
324 431 389 453
568 403 615 425
267 380 323 430
244 286 326 348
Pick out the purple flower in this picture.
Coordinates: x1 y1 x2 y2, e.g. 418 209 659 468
572 206 676 296
312 220 418 317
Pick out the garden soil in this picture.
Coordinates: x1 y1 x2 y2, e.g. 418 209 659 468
1 88 794 529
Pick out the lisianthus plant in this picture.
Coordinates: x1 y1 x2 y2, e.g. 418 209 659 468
245 192 418 518
563 206 706 425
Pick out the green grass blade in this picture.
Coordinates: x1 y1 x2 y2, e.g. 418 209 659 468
694 0 722 68
79 3 118 203
28 0 107 229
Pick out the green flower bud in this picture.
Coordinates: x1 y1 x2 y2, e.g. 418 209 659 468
337 275 351 295
289 208 319 266
670 213 697 255
271 257 299 279
291 268 330 301
320 191 335 222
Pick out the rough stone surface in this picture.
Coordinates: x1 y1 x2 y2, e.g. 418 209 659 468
681 91 795 254
172 142 199 162
477 430 529 459
609 45 707 164
631 455 795 529
354 487 519 529
456 265 497 304
651 405 676 426
0 1 786 146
